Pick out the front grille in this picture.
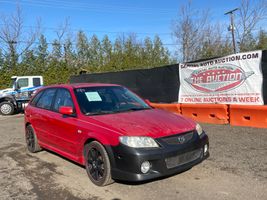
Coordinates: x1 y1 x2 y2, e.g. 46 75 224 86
165 148 203 169
161 131 194 145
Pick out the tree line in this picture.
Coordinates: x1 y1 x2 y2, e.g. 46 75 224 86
0 23 173 88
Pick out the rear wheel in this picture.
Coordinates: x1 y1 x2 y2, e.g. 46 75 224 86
84 141 113 186
25 125 42 153
0 102 14 115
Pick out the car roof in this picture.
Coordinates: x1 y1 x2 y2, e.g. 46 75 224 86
41 83 121 90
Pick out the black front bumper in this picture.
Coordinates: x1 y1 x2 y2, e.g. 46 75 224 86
105 131 209 182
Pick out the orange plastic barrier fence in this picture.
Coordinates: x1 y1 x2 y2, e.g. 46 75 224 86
150 103 181 114
181 104 229 124
230 105 267 128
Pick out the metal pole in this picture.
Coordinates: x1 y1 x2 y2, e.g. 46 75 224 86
225 8 239 54
230 13 236 53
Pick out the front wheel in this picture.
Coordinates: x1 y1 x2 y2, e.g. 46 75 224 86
25 125 42 153
84 141 113 186
0 102 15 115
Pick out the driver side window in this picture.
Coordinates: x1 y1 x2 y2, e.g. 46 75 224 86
53 89 74 112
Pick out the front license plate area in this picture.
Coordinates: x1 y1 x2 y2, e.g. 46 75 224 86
165 148 203 169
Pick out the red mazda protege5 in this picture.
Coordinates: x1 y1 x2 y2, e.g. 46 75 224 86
24 83 209 186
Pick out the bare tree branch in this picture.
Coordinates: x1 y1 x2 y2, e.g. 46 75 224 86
0 5 41 65
56 17 70 42
172 1 210 61
236 0 267 51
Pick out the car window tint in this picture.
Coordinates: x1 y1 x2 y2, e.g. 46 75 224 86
30 90 44 106
53 89 74 112
36 88 57 110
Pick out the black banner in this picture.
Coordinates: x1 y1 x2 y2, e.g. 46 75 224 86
70 50 267 104
70 64 180 103
262 50 267 104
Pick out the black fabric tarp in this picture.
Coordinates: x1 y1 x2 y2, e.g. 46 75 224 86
262 50 267 104
70 50 267 104
70 64 180 103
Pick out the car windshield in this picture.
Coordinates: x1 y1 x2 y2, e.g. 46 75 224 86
74 86 151 116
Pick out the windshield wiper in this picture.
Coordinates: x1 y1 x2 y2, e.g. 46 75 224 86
129 107 151 111
119 107 151 112
85 107 151 115
85 110 116 116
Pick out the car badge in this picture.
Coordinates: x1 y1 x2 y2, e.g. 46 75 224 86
177 136 186 144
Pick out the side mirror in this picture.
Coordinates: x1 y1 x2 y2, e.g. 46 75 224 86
59 106 74 115
14 82 20 90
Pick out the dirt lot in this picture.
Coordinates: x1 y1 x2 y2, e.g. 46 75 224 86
0 114 266 200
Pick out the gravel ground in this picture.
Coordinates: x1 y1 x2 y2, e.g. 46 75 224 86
0 114 266 200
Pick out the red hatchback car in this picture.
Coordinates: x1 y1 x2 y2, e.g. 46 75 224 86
24 83 209 186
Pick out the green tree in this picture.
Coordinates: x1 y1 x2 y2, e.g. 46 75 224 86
239 31 257 52
101 35 112 67
51 39 62 59
152 35 170 66
143 37 153 66
36 34 48 64
0 49 4 69
63 38 75 65
76 31 89 67
89 34 102 71
257 30 267 50
109 37 124 70
123 34 140 68
5 42 18 69
21 49 36 74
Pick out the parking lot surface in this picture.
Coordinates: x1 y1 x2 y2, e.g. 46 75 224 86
0 114 266 200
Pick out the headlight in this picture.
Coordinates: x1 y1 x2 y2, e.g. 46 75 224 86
196 123 203 136
119 136 159 148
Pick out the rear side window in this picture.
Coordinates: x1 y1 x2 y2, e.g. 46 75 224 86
33 78 41 87
53 89 74 112
36 88 57 110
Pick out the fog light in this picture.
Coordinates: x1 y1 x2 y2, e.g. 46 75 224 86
141 161 151 174
204 144 208 155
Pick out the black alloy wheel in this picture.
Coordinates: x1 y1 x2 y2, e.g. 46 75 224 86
88 148 104 180
25 125 42 153
84 141 113 186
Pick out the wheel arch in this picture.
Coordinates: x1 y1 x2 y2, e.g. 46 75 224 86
81 137 116 168
0 96 16 115
25 122 31 128
83 138 98 156
0 96 16 104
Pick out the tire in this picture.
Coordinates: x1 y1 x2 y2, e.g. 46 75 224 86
25 125 42 153
0 102 15 115
84 141 114 186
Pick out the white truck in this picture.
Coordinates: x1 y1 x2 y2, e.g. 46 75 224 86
0 76 43 115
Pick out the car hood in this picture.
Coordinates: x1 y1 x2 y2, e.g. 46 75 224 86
0 88 13 94
0 88 13 98
90 109 196 138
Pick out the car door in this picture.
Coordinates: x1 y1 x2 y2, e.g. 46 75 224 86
49 88 81 157
15 78 31 100
30 88 58 146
